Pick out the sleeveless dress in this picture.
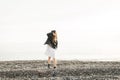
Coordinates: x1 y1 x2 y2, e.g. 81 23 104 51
45 44 56 58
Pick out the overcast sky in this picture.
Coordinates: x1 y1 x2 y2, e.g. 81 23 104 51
0 0 120 61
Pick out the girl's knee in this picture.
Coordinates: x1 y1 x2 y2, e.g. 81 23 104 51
48 57 51 60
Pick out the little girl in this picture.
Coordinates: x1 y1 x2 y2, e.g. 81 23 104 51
44 30 58 69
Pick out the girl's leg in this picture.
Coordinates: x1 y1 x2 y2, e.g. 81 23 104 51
48 57 51 68
48 57 51 64
53 58 57 68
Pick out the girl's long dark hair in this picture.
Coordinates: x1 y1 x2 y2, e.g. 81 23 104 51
51 30 57 43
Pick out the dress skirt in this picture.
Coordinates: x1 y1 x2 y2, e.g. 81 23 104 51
45 44 56 58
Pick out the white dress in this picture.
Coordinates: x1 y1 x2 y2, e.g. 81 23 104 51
45 44 56 58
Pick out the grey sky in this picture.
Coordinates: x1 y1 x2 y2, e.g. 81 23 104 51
0 0 120 61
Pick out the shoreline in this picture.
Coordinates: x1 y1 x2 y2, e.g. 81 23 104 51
0 59 120 62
